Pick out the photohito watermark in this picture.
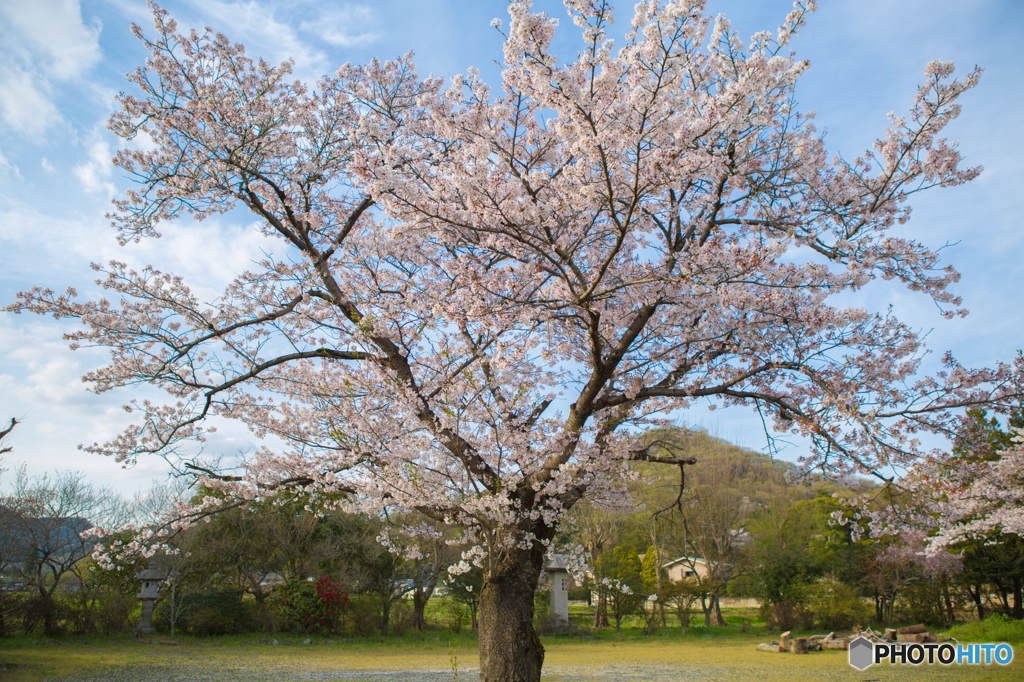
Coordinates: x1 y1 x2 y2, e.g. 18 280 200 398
848 636 1014 671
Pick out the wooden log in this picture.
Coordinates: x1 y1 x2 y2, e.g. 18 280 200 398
757 643 783 652
884 628 897 641
897 624 927 635
897 633 926 644
822 640 849 650
780 631 792 649
791 637 810 654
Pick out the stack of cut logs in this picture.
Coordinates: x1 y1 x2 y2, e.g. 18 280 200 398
756 624 953 654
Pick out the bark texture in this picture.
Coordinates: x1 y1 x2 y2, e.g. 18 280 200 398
478 540 547 682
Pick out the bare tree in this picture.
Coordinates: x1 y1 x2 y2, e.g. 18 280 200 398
0 419 15 456
663 432 771 626
11 470 128 635
567 500 626 628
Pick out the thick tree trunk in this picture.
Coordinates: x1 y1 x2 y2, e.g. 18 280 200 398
254 591 273 634
478 544 546 682
413 590 428 631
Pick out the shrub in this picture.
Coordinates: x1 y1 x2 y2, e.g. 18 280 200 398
268 577 349 635
946 613 1024 644
19 595 69 636
156 591 258 636
61 590 137 635
445 599 467 634
805 576 870 631
339 594 380 636
898 581 945 627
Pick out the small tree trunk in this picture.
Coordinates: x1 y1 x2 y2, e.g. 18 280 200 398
254 591 273 634
478 544 545 682
592 588 608 628
941 578 955 626
1009 576 1023 620
970 583 985 621
712 595 726 626
40 594 57 637
994 578 1010 613
677 603 691 635
380 596 391 636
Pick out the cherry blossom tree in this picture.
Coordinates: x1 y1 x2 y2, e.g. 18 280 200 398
873 530 961 627
7 1 1022 679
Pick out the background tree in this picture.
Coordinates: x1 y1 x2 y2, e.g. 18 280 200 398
664 432 769 626
0 419 14 456
865 403 1024 622
446 563 485 633
9 2 1019 679
565 499 626 628
742 492 819 630
597 545 643 630
0 423 39 635
872 531 961 627
11 470 126 636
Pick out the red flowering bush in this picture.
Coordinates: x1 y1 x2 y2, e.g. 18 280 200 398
269 576 349 635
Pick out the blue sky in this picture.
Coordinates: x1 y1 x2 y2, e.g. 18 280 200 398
1 0 1022 493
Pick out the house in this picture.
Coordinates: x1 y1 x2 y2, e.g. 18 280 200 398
661 555 711 582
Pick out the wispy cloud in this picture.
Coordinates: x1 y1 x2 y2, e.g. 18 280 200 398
300 5 381 48
191 0 329 74
0 0 102 79
72 138 116 197
0 146 19 177
0 0 102 136
0 64 62 135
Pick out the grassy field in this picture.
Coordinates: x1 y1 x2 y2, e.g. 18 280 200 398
0 630 1020 682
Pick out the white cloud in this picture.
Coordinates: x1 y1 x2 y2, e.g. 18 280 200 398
0 0 102 136
0 64 62 135
193 0 329 75
0 146 19 177
40 157 55 172
72 139 116 197
300 5 381 47
0 0 102 80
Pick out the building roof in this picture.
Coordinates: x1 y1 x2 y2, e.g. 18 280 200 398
661 555 708 569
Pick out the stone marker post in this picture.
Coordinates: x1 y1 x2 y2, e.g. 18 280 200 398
137 568 166 634
544 556 570 625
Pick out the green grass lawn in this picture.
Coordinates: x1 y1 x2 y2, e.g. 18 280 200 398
0 630 1020 682
1 602 1019 681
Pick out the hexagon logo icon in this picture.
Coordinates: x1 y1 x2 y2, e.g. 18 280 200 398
848 636 875 670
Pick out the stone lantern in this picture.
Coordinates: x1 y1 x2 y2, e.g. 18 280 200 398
137 568 166 634
544 555 570 625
